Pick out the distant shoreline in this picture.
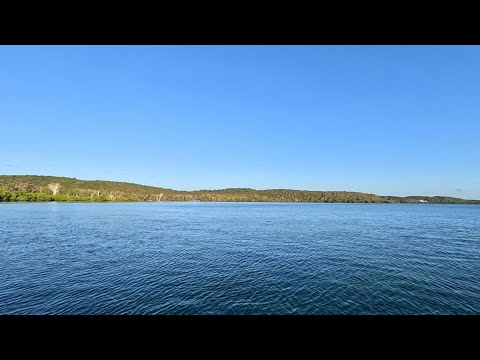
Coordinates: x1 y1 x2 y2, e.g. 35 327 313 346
1 200 480 205
1 175 479 204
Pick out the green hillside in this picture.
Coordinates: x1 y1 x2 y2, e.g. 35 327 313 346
0 175 479 204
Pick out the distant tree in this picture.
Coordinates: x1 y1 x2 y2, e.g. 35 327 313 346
47 183 61 196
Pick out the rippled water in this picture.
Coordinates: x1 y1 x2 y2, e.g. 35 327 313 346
1 202 479 314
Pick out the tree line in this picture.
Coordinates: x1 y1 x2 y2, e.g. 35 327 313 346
0 175 479 204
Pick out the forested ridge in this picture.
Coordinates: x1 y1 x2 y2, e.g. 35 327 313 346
1 175 479 204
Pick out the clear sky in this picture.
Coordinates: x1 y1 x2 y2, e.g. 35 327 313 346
1 45 479 198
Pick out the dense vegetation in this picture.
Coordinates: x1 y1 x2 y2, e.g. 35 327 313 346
0 175 479 204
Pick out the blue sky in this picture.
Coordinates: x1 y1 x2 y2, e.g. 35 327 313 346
1 45 479 198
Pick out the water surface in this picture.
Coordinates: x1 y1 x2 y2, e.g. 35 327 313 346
1 202 479 314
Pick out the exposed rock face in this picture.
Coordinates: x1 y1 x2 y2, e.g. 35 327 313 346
47 183 61 196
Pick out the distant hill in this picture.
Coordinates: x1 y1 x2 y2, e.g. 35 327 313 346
1 175 479 204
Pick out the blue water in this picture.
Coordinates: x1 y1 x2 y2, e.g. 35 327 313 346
1 202 479 314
